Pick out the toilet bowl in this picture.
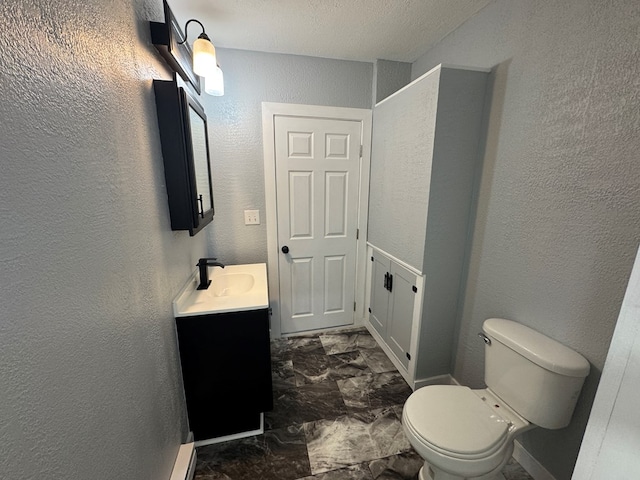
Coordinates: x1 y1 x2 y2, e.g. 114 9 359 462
402 318 590 480
403 385 532 480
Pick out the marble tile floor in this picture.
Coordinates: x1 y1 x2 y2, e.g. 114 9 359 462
194 327 533 480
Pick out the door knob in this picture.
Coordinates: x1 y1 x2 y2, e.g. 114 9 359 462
281 245 289 254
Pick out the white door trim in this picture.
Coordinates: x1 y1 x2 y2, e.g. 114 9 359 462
262 102 372 338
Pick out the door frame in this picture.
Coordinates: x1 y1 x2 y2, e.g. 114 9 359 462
262 102 372 338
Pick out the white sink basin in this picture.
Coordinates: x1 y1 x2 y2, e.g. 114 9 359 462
210 273 255 297
173 263 268 317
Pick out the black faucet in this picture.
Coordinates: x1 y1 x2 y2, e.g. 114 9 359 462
196 258 225 290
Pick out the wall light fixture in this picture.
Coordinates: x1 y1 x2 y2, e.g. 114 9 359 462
179 19 224 96
205 65 224 96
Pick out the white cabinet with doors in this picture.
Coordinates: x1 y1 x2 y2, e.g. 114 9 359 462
368 248 423 373
366 64 490 389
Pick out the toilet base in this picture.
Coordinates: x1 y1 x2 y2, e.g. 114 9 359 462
419 462 506 480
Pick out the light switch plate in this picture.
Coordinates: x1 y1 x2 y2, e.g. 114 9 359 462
244 209 260 225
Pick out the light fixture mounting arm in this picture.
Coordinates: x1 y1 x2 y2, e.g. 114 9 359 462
178 18 209 45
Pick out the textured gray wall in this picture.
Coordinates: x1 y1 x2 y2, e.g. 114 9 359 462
198 48 373 265
412 1 640 478
0 1 203 478
373 59 412 104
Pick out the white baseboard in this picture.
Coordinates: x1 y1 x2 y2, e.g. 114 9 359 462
170 442 196 480
513 440 556 480
414 374 459 390
364 319 460 391
194 413 264 447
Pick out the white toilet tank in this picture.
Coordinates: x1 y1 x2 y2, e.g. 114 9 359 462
482 318 590 429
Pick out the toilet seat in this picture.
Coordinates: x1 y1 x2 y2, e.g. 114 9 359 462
403 385 511 459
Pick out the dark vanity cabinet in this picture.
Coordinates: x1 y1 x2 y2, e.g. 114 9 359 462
175 309 273 441
153 77 214 236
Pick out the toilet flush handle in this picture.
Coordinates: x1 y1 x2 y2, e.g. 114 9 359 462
478 333 491 345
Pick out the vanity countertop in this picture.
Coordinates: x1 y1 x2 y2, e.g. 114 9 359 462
173 263 268 317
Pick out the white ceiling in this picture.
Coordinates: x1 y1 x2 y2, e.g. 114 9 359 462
170 0 493 63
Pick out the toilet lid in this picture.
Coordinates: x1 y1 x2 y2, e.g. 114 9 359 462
404 385 509 457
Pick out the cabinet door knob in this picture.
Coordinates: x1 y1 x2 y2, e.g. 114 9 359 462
281 245 289 254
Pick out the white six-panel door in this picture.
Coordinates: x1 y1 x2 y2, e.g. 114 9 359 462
274 115 362 334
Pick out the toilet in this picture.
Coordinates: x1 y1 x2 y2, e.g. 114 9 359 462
402 318 590 480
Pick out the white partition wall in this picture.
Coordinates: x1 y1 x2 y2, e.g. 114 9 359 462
366 64 490 385
572 245 640 479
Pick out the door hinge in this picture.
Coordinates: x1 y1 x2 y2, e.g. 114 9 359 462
354 301 357 312
359 145 363 157
356 228 359 240
412 285 417 293
368 307 371 313
406 352 411 360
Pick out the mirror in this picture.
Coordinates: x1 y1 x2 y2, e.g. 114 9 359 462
188 106 212 217
187 103 214 221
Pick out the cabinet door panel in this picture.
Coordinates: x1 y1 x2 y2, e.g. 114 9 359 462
387 262 416 369
369 251 390 337
176 309 273 441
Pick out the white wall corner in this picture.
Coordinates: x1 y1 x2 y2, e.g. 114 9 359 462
513 441 556 480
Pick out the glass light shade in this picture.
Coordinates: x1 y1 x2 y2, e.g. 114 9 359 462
192 37 217 77
205 66 224 96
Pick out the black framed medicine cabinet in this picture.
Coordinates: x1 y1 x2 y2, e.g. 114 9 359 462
153 77 214 236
